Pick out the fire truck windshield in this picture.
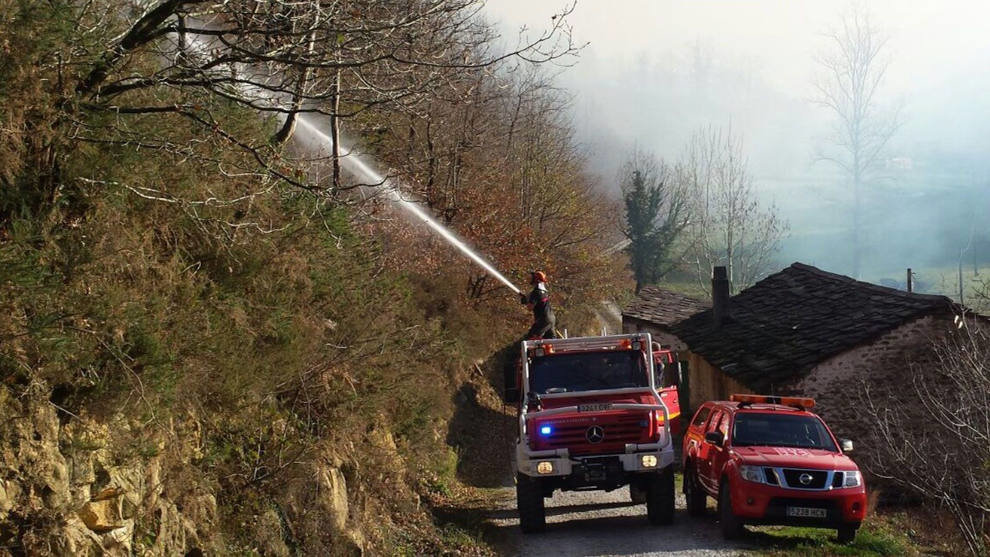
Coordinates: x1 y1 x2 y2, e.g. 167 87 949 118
529 350 649 395
732 413 837 451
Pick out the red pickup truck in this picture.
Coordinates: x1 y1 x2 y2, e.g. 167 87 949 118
682 395 866 543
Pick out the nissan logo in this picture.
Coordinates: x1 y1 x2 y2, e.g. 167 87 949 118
586 426 605 444
799 473 813 485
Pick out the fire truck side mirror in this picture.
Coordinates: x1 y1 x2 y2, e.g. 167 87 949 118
504 387 520 404
839 438 854 453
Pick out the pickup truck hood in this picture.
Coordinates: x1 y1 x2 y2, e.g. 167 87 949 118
732 446 859 470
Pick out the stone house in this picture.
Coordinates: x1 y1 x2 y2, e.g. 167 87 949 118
624 263 972 442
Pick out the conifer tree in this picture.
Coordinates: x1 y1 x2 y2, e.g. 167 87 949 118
621 153 689 293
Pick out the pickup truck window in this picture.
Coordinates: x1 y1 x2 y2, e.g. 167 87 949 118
529 350 648 394
706 410 723 433
732 413 838 451
691 406 711 427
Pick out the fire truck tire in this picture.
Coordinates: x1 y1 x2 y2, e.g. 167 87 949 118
646 468 675 525
684 465 707 517
719 482 744 539
837 525 858 544
516 473 546 533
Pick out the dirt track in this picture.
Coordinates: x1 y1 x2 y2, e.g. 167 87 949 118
485 484 753 556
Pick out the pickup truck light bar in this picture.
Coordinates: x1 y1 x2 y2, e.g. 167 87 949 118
730 393 816 410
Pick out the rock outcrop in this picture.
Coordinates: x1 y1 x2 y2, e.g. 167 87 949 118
0 388 216 555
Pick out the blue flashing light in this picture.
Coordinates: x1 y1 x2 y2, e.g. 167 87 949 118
539 425 552 436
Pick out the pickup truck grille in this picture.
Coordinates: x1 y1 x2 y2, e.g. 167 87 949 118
541 413 649 454
780 468 829 489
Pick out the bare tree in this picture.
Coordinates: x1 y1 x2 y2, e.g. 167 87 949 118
680 126 787 295
13 0 580 218
862 319 990 556
814 3 900 278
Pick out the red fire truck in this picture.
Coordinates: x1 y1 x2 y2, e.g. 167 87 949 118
505 333 679 532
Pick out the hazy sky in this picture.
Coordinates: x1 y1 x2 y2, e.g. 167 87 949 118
482 1 990 280
484 1 990 169
486 1 990 94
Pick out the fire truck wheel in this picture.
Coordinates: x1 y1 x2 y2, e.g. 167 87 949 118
718 482 744 539
646 468 675 525
684 465 707 517
516 473 546 533
837 525 858 544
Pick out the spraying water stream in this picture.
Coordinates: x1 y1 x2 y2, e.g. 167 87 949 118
173 30 522 295
293 117 521 294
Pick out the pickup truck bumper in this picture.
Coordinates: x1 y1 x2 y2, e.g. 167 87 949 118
729 481 867 525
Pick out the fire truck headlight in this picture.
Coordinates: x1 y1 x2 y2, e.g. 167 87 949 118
739 465 764 484
536 461 554 475
842 470 862 487
640 455 658 468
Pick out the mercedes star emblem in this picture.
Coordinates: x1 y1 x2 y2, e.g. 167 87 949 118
799 473 813 485
586 425 605 444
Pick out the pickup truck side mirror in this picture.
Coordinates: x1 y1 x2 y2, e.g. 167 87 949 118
704 431 724 446
839 438 853 453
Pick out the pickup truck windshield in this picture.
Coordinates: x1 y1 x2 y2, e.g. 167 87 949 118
732 413 837 452
529 350 648 395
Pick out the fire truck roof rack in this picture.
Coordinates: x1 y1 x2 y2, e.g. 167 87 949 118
523 333 651 354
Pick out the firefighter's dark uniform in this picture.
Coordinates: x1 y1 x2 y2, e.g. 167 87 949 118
522 284 556 339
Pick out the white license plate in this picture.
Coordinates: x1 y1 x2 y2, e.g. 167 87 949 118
577 403 612 412
786 506 827 518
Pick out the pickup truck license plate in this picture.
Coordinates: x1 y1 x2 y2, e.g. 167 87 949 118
786 506 827 518
577 403 612 412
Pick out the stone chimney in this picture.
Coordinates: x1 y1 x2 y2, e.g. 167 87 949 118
712 266 730 328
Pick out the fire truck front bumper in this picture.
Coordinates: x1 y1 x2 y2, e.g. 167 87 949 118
516 442 675 478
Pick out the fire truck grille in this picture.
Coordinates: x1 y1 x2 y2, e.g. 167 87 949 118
543 414 649 453
781 469 829 489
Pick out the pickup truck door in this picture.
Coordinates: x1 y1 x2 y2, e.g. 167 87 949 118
707 412 732 489
696 409 723 493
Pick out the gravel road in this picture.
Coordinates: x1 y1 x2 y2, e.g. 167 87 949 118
487 484 755 556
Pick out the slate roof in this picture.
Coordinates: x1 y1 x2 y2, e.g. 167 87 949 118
622 286 710 329
670 262 958 390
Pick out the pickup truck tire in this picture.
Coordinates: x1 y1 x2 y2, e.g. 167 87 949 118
516 473 546 533
684 465 707 517
646 468 675 525
837 525 858 544
718 482 744 539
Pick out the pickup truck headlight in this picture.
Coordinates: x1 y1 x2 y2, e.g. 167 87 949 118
738 465 764 484
841 470 862 488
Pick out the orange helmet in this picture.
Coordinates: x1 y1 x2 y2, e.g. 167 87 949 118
530 270 547 284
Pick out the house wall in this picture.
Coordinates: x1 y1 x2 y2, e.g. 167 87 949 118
682 351 753 413
621 317 688 351
782 314 945 444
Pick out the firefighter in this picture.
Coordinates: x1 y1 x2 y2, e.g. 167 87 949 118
520 270 556 339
